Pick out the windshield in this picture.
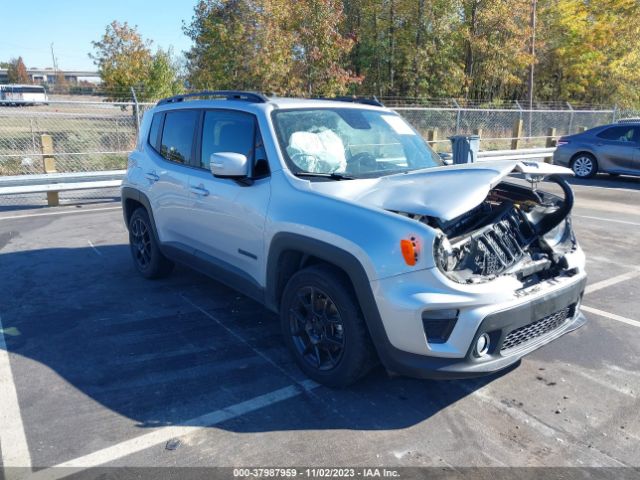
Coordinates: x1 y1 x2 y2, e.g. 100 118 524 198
272 108 443 178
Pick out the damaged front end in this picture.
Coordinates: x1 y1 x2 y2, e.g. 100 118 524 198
425 175 577 286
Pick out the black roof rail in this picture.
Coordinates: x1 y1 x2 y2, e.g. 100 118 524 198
157 90 269 106
315 96 384 107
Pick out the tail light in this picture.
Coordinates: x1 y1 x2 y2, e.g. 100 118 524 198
556 137 570 146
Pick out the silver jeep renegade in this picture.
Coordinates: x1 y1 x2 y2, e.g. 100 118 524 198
122 91 587 387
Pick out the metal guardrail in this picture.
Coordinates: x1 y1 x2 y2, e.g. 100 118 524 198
0 170 126 188
0 170 125 205
0 148 557 206
477 147 555 162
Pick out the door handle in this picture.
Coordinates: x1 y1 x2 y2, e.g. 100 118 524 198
145 171 160 182
190 185 209 197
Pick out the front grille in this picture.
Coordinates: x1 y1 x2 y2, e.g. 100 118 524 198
501 304 575 353
467 209 533 277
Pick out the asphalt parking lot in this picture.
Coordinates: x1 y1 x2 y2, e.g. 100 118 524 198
0 174 639 477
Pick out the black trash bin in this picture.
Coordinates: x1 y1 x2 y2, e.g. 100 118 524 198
449 135 480 164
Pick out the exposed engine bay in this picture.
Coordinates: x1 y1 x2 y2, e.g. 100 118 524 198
421 175 577 285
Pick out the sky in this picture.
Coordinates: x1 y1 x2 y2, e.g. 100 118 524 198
0 0 196 71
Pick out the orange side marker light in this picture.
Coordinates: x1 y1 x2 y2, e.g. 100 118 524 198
400 237 419 266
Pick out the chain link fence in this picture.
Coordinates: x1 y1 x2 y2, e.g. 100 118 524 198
1 97 639 208
397 106 640 151
0 100 154 176
2 99 638 177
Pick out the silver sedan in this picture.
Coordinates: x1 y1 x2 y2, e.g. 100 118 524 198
552 123 640 178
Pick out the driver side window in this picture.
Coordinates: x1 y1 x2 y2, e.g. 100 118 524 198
201 111 256 170
597 126 636 142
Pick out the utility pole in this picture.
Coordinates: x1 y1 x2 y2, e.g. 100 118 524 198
50 43 59 73
51 43 64 89
527 0 537 111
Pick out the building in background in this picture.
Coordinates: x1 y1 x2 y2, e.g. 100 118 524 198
0 68 101 85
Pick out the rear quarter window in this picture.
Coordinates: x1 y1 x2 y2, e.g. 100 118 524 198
147 113 163 151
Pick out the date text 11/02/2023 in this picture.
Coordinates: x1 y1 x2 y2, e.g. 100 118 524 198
232 468 400 478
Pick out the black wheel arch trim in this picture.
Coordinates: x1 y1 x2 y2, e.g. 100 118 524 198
265 232 399 369
121 187 162 247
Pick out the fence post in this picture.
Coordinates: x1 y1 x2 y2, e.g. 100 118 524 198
452 99 461 134
473 128 482 150
546 127 557 148
577 126 587 133
511 119 523 150
427 128 439 152
131 87 140 135
41 134 59 207
30 119 37 154
567 102 574 134
612 105 618 123
515 100 524 123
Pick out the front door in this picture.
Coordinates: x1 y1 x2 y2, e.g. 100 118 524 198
594 125 638 172
184 110 271 287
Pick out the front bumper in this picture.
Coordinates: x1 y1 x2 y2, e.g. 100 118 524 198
369 257 587 379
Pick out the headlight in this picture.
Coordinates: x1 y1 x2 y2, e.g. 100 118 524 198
542 217 575 249
434 235 458 272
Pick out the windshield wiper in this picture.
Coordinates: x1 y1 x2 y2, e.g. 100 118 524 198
294 172 355 180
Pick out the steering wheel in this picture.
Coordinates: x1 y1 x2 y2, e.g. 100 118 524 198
347 152 377 174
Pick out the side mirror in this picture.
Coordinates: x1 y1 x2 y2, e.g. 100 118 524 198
210 152 249 178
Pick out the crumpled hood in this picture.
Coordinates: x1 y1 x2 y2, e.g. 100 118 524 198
308 160 572 221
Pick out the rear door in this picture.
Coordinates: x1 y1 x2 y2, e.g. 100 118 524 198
183 109 271 287
145 109 200 246
594 126 637 171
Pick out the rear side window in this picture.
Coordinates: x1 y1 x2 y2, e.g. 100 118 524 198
148 113 163 150
201 111 256 170
160 110 199 164
596 126 636 142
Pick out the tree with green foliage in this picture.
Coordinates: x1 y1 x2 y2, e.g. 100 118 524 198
7 57 30 84
91 21 153 100
293 0 359 96
183 0 261 91
535 0 640 108
91 21 183 101
184 0 359 96
180 0 640 107
143 49 185 101
345 0 466 98
459 0 532 101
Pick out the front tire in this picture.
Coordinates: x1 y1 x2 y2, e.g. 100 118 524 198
128 208 174 279
280 265 376 387
571 153 598 178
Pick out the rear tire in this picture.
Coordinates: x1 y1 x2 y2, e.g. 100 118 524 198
571 153 598 178
128 208 174 279
280 264 376 387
